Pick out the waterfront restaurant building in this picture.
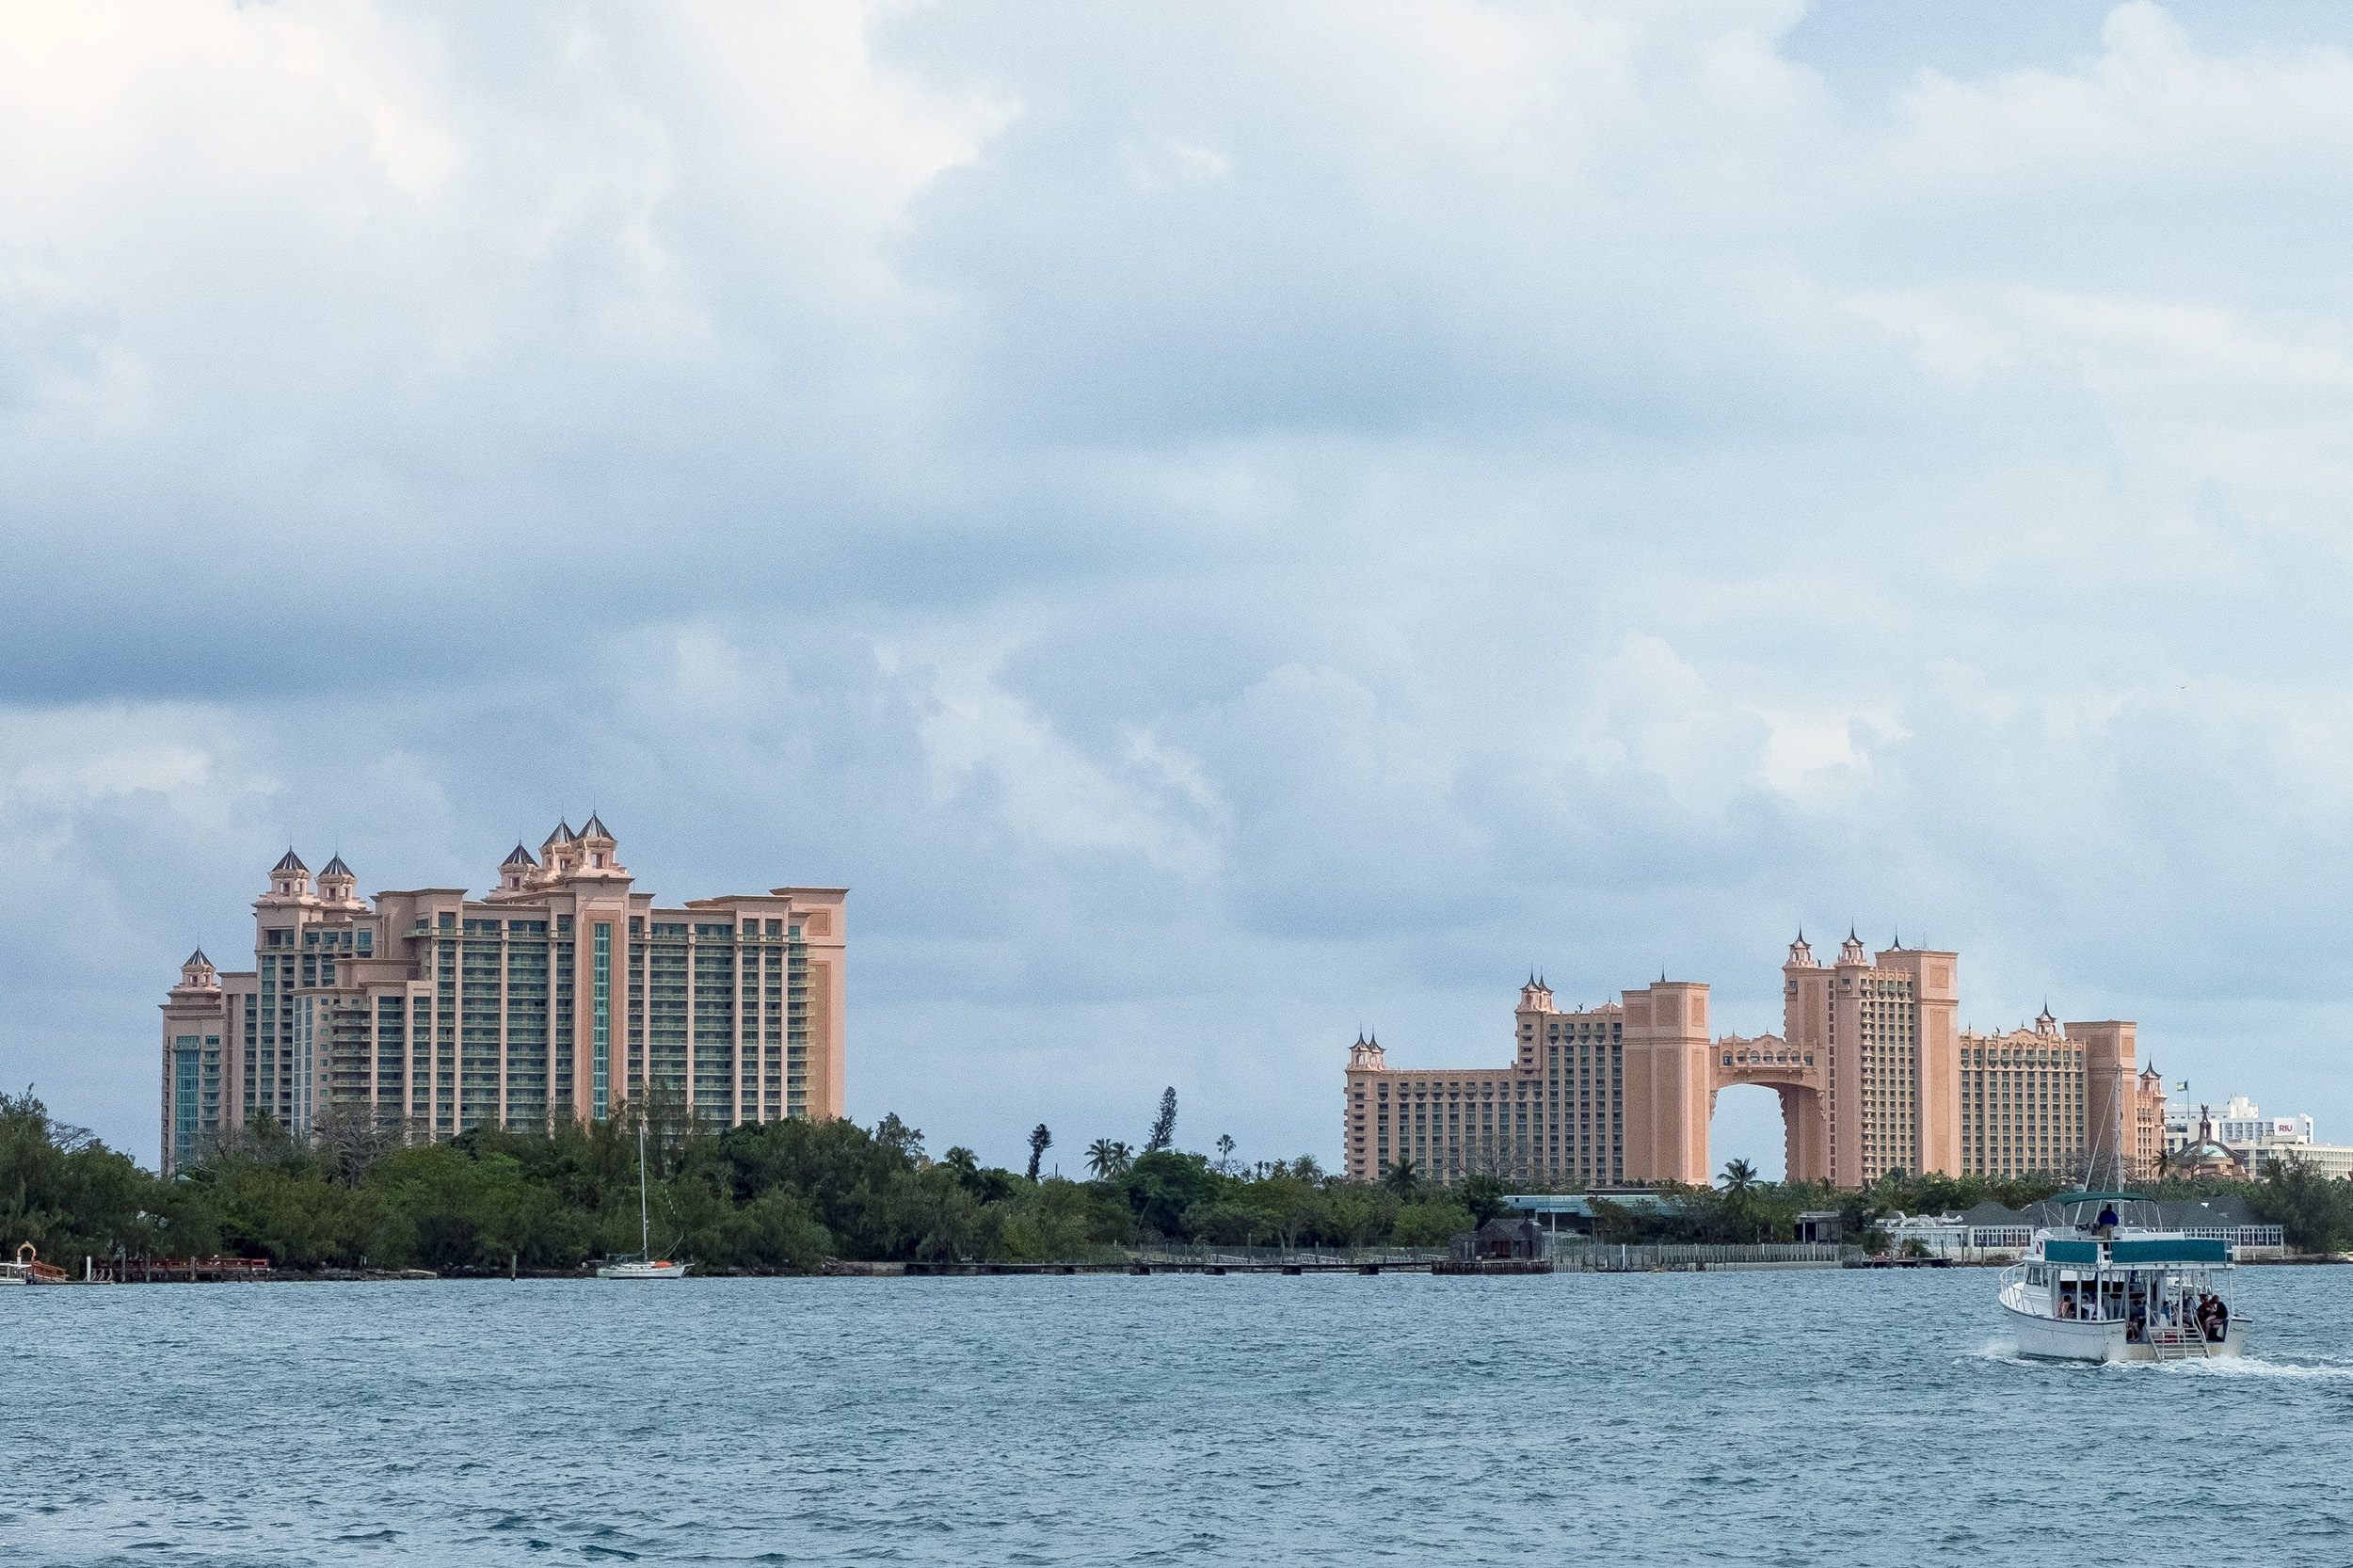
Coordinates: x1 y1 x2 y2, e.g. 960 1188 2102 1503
160 820 846 1174
1342 933 2168 1192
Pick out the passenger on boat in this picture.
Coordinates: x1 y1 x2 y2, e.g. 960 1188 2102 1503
2127 1308 2146 1343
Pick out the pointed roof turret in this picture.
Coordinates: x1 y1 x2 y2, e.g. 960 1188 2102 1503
321 855 352 878
274 848 307 873
542 821 575 847
580 812 614 841
503 843 536 869
185 948 210 968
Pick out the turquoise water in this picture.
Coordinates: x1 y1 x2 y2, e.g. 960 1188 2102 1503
7 1267 2348 1564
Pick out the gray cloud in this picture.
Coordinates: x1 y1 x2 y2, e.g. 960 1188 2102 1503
4 1 2349 1176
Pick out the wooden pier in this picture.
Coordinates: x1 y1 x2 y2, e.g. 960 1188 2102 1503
114 1256 276 1283
831 1246 1449 1278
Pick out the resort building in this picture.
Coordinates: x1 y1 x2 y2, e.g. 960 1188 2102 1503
1950 1016 2162 1183
1343 974 1707 1188
160 822 846 1173
1341 931 2164 1191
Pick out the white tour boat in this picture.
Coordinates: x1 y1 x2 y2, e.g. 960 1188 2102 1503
1997 1192 2245 1362
597 1118 690 1281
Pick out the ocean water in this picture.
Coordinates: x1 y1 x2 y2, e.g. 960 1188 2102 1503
7 1266 2349 1565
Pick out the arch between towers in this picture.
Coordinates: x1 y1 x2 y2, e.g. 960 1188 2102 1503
1707 1041 1831 1184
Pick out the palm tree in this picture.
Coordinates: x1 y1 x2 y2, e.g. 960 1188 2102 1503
943 1146 980 1187
1382 1158 1418 1202
1719 1157 1758 1194
1026 1124 1052 1181
1086 1139 1133 1178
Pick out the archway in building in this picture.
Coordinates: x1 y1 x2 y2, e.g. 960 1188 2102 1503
1705 1034 1829 1184
1708 1082 1787 1183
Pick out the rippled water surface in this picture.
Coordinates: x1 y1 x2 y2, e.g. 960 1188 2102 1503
8 1267 2350 1564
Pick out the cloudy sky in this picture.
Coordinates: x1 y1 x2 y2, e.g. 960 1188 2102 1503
6 0 2352 1177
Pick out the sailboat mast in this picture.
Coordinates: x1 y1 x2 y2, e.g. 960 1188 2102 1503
638 1115 651 1256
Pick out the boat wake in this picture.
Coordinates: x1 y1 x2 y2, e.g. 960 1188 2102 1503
2154 1353 2353 1380
1969 1338 2353 1378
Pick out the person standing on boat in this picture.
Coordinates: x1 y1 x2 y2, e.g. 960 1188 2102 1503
2096 1201 2119 1236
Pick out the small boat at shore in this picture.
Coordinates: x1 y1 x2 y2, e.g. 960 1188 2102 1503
1997 1192 2245 1362
1 1243 70 1285
597 1257 689 1280
597 1119 690 1281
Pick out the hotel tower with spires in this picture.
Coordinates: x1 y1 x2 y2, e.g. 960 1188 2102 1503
1342 930 2166 1191
160 819 846 1174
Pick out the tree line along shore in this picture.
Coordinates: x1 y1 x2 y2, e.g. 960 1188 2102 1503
6 1088 2348 1278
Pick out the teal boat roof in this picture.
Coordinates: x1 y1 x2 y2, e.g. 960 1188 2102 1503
2052 1192 2138 1205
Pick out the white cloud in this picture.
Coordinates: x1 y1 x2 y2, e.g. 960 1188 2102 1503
914 655 1222 875
8 2 2353 1173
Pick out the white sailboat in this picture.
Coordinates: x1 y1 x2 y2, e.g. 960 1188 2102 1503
598 1116 689 1280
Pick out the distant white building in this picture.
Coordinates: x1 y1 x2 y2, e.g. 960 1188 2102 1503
1876 1207 2033 1261
2247 1143 2353 1180
2216 1096 2313 1148
1881 1199 2284 1260
2164 1096 2353 1180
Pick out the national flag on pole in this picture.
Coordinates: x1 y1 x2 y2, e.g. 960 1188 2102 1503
2173 1080 2188 1091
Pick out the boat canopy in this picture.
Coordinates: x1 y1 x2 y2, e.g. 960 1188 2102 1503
2111 1237 2230 1264
2052 1192 2138 1206
2043 1236 2231 1266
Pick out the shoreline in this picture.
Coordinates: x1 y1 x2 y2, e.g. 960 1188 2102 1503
23 1252 2348 1285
